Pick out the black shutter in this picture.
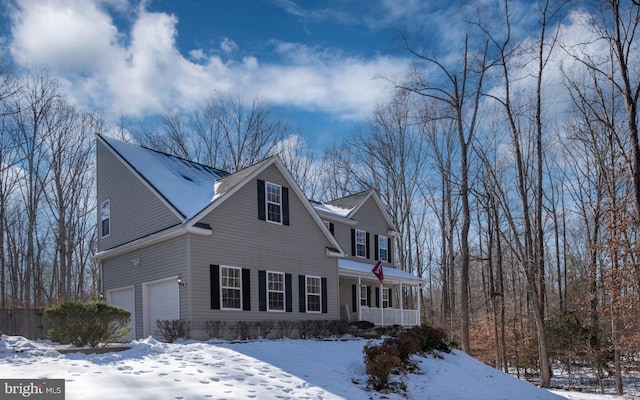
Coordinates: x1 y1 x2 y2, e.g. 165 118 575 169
374 234 379 261
257 180 266 221
321 277 328 314
388 288 393 308
366 232 370 259
388 237 393 263
285 273 293 312
329 223 334 235
242 268 251 311
258 270 266 311
282 187 289 225
299 275 306 312
210 265 220 310
351 229 356 256
351 285 357 312
376 287 381 308
366 286 371 307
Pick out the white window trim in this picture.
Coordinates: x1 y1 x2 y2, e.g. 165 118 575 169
382 288 390 308
355 229 367 258
266 182 282 225
220 266 242 310
360 285 367 306
378 235 389 262
306 275 322 313
267 270 285 312
100 199 111 238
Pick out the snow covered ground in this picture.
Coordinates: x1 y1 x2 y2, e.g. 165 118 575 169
0 335 634 400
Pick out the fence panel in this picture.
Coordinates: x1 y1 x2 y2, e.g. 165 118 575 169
0 309 52 340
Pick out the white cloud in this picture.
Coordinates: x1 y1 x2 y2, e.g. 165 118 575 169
220 37 238 54
6 0 410 122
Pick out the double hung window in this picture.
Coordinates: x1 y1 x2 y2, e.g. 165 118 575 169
306 276 321 313
355 230 367 258
266 182 282 224
221 266 242 309
267 271 285 311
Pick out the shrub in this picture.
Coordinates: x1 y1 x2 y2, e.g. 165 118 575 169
203 320 226 339
255 320 275 338
234 321 254 340
45 300 131 347
155 320 187 343
275 320 296 338
406 324 452 354
363 340 403 391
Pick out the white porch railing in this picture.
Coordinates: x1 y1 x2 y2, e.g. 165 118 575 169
360 306 419 326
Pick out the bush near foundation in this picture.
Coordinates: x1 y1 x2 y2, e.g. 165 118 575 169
45 300 131 347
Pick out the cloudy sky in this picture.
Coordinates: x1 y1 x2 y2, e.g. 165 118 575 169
0 0 589 142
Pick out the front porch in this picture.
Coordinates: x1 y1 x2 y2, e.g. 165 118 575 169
359 306 420 326
339 259 423 327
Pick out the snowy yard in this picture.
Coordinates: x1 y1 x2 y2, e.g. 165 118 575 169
0 335 635 400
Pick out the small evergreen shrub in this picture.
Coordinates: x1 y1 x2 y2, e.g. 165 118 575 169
155 319 187 343
45 300 131 347
406 324 452 354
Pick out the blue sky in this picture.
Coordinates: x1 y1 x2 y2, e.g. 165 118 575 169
0 0 580 145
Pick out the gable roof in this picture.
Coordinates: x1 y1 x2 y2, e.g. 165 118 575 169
98 134 228 221
97 135 344 257
315 190 398 233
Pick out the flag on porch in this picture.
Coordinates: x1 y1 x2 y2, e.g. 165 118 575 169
372 260 384 284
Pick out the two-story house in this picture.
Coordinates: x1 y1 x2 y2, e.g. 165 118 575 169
95 135 422 340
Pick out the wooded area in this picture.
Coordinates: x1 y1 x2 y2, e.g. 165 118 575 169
1 0 639 393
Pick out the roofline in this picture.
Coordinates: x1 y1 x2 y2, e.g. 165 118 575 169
348 190 398 233
338 266 423 286
96 134 185 221
187 156 346 258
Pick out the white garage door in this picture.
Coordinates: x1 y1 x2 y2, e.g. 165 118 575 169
107 286 136 342
144 277 180 337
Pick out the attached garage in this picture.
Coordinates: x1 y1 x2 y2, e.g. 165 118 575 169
143 276 180 337
106 286 136 342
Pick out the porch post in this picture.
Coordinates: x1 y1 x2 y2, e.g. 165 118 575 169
399 282 404 326
417 284 421 326
358 276 362 322
379 283 384 326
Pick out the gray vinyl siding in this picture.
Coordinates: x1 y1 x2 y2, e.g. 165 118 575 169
338 197 394 267
96 140 181 252
101 236 188 339
188 164 339 332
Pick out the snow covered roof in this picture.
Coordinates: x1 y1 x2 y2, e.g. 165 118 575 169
99 135 228 220
339 259 423 284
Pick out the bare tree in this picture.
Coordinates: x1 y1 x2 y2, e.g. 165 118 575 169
398 30 488 354
140 94 290 173
564 0 640 223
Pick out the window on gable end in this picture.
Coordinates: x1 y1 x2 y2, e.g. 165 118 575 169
266 182 282 223
101 199 110 237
